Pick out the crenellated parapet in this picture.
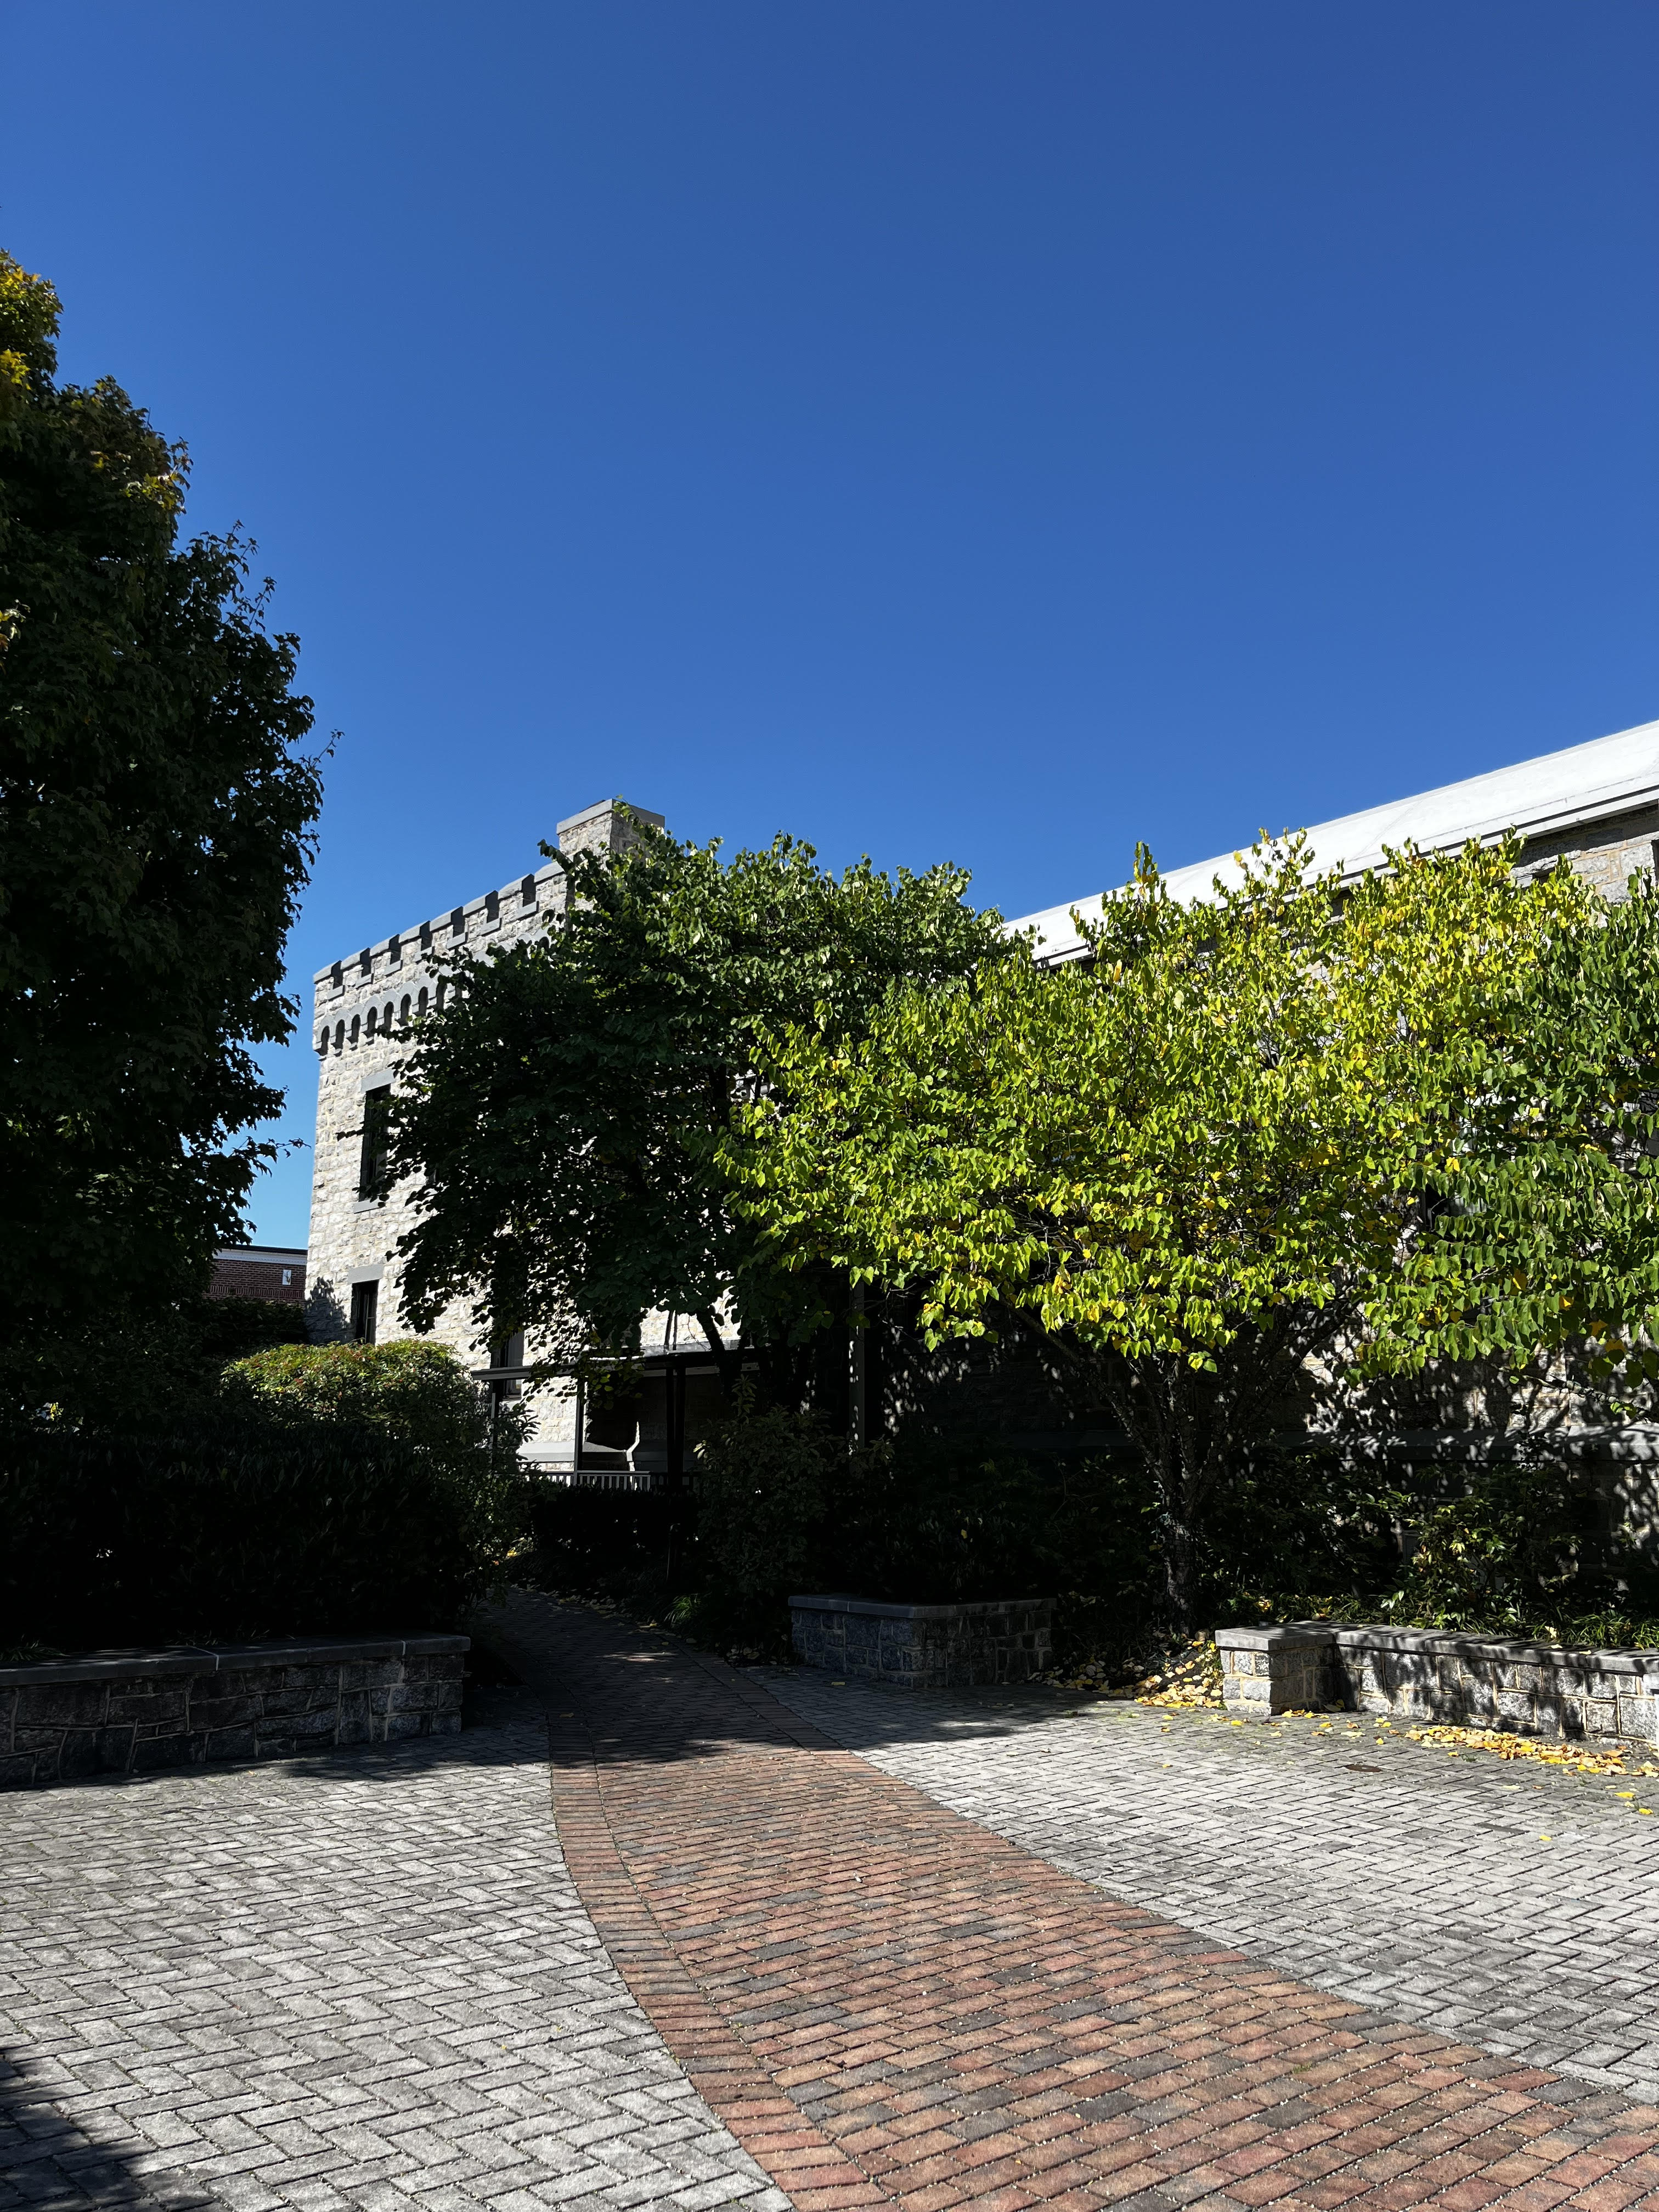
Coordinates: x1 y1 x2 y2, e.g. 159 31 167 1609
309 798 666 1059
304 798 664 1466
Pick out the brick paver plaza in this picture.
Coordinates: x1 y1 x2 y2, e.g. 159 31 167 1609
11 1595 1659 2212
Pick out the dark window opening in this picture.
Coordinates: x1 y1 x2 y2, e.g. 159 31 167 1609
450 906 464 935
349 1280 379 1344
490 1329 526 1404
520 874 536 906
359 1084 392 1197
485 889 500 923
581 1377 642 1463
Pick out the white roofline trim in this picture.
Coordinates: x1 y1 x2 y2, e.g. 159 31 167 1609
1012 715 1659 960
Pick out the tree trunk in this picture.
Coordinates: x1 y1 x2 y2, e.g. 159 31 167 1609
1161 1512 1198 1634
694 1306 746 1406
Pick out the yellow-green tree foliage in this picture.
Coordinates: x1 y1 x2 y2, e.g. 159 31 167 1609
729 837 1611 1623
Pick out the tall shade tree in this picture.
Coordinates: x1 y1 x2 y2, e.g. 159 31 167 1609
389 822 1003 1400
728 838 1599 1625
0 249 322 1411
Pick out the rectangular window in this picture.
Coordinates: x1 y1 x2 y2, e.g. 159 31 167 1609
358 1085 392 1198
349 1280 379 1344
491 1330 525 1403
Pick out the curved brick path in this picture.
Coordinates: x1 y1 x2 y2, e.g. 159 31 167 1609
760 1666 1659 2102
486 1593 1659 2212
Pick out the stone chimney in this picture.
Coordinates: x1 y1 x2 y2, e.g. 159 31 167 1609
555 797 666 864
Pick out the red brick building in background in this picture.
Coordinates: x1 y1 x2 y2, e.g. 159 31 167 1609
208 1246 307 1305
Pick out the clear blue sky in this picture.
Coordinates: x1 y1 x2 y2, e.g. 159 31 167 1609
7 3 1656 1246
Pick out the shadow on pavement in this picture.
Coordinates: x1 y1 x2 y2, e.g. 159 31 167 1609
471 1589 1087 1771
0 2042 216 2212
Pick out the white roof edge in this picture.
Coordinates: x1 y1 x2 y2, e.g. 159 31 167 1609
1012 715 1659 958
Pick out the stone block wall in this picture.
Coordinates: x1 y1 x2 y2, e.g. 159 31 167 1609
789 1595 1053 1689
0 1634 467 1790
307 798 666 1471
1216 1621 1659 1743
1522 800 1659 901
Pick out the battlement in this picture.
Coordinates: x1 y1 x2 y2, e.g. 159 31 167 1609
309 797 664 1053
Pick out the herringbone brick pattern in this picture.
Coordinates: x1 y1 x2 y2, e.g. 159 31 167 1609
0 1691 786 2212
490 1593 1659 2212
762 1667 1659 2101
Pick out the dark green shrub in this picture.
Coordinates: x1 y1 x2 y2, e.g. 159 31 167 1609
1199 1448 1406 1622
194 1296 310 1364
223 1338 526 1457
1237 1455 1659 1646
695 1393 853 1602
825 1434 1154 1609
1 1341 528 1649
522 1480 695 1616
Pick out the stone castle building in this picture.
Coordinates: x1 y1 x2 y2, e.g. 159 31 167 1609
308 716 1659 1476
306 798 674 1473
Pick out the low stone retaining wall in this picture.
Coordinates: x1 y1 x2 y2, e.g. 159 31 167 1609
0 1633 469 1790
1216 1621 1659 1743
789 1594 1052 1689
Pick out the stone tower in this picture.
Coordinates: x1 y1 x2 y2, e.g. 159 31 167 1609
305 798 664 1468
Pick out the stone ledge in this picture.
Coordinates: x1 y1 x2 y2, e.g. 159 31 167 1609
1 1634 470 1789
1213 1625 1333 1655
789 1594 1052 1689
788 1593 1047 1621
0 1633 469 1690
1217 1617 1659 1739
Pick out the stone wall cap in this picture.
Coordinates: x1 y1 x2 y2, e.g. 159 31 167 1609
1225 1620 1659 1674
1214 1623 1334 1652
0 1632 470 1689
1324 1624 1659 1670
788 1593 1049 1621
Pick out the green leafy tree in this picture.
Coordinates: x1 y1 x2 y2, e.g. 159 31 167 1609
0 247 322 1412
1375 872 1659 1392
729 836 1597 1626
390 820 1003 1401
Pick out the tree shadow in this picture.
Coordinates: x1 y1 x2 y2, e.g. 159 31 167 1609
471 1591 1081 1771
0 2041 218 2212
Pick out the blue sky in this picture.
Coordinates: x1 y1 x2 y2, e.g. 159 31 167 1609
7 2 1657 1246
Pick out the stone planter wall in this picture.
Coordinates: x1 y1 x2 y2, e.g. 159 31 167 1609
1216 1621 1659 1744
0 1633 469 1790
789 1594 1052 1689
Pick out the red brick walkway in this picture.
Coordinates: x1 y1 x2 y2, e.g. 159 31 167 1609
491 1595 1659 2212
